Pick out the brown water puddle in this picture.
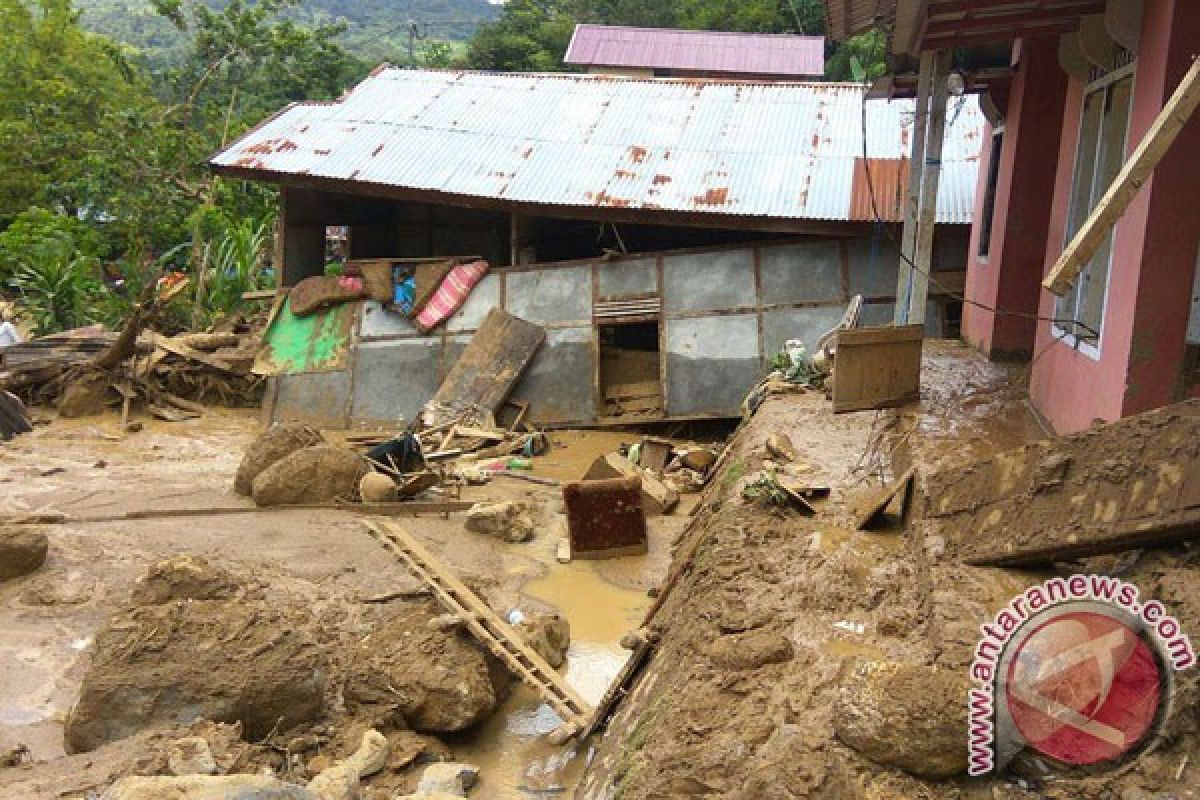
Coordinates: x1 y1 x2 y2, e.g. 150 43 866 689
453 560 651 798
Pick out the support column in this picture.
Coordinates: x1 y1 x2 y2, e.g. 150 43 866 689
906 50 952 325
962 38 1069 359
278 186 326 287
895 51 934 324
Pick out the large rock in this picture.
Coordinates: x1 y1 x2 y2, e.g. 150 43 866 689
101 775 317 800
464 501 534 543
834 660 971 779
251 445 368 507
65 561 329 753
517 612 571 669
0 527 49 581
235 424 325 495
347 600 510 732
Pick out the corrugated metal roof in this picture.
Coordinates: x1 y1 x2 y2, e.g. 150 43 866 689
563 24 826 78
211 68 982 224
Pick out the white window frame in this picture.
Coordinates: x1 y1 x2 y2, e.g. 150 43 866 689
1052 62 1137 360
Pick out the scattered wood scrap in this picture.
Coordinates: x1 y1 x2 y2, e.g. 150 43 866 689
920 399 1200 566
855 467 916 531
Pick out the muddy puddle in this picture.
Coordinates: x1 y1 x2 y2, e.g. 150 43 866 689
453 560 651 798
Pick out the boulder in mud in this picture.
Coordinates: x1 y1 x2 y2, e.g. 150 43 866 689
517 612 571 668
235 424 325 495
347 600 510 732
65 567 329 752
833 660 970 779
402 762 480 798
464 501 534 543
709 626 794 671
251 445 368 507
101 775 317 800
57 371 112 418
0 527 49 581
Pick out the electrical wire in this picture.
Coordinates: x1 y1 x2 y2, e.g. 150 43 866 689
857 85 1101 341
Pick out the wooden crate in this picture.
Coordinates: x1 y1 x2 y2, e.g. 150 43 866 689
832 324 923 413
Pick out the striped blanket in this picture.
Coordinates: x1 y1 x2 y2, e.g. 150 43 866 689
415 259 490 332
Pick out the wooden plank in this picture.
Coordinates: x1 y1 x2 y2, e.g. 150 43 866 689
59 500 474 524
582 634 654 738
923 399 1200 565
146 333 235 372
423 308 545 427
854 467 916 530
832 324 923 413
1044 56 1200 295
364 521 592 733
966 509 1200 567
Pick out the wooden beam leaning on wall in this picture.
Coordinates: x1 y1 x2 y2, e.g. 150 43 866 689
1044 56 1200 296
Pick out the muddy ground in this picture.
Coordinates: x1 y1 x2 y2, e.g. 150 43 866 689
2 339 1197 799
0 408 699 798
578 339 1200 799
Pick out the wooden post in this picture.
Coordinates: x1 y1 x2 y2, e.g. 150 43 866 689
509 211 522 266
1044 56 1200 296
906 50 952 326
895 52 934 324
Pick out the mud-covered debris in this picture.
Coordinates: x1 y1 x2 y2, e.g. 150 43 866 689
834 660 970 778
251 445 368 506
517 611 571 669
130 554 237 606
235 424 325 495
307 729 389 800
0 526 49 582
464 501 534 543
66 566 329 752
167 736 218 776
346 599 511 733
0 390 32 439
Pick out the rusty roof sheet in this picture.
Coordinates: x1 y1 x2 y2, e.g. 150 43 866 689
211 68 982 224
563 24 826 77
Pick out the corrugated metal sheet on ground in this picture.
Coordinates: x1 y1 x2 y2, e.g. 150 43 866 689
253 296 356 375
212 68 982 224
563 24 825 77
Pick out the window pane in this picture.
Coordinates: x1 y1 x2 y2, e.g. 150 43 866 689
1057 89 1105 327
1078 75 1134 339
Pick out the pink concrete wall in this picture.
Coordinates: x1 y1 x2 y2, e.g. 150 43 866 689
963 38 1067 358
1029 0 1200 432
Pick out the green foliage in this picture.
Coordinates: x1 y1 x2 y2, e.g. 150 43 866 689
195 212 273 324
0 208 98 284
742 468 791 506
825 30 887 82
9 248 103 336
75 0 500 66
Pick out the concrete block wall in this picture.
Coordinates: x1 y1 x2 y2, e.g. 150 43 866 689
270 233 964 427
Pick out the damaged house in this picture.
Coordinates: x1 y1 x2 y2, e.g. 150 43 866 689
210 67 983 428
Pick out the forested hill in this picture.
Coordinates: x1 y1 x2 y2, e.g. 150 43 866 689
75 0 499 64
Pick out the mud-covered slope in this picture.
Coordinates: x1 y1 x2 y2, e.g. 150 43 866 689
578 352 1200 799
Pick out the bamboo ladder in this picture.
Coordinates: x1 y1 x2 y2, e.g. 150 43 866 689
362 520 594 739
